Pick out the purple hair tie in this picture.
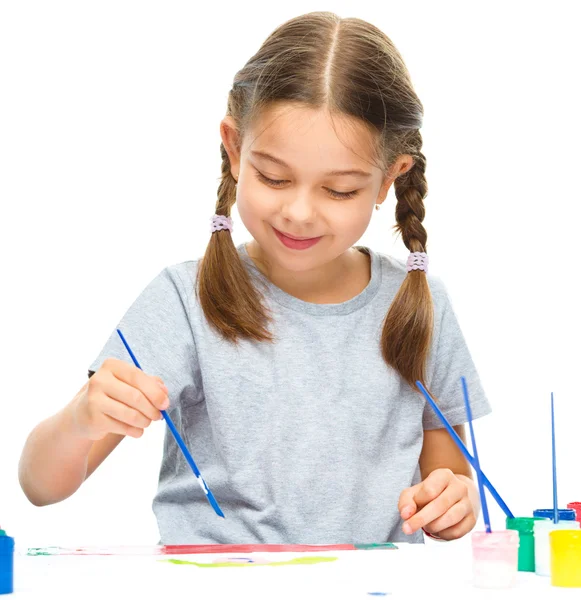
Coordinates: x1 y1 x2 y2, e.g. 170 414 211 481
407 251 428 273
210 214 233 233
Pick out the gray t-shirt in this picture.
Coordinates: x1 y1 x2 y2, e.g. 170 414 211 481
88 242 491 544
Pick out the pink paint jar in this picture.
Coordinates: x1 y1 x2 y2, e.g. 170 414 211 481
472 530 519 589
567 502 581 524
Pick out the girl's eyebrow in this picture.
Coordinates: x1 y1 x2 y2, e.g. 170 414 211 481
250 150 372 178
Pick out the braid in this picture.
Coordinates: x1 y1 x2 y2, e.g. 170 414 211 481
393 135 428 254
216 142 237 216
196 138 274 343
381 131 434 390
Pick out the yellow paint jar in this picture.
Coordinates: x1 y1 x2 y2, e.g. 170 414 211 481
550 529 581 587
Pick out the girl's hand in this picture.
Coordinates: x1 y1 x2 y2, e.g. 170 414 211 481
398 468 479 541
70 358 169 440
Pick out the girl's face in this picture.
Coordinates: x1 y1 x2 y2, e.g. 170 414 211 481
221 103 412 275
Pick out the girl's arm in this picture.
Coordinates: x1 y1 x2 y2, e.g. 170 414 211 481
18 381 126 506
419 425 472 478
398 425 480 541
19 360 165 506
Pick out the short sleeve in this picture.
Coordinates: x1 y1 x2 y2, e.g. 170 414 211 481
422 281 492 430
87 266 199 409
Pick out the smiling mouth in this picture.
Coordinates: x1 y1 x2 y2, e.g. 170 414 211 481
273 228 321 241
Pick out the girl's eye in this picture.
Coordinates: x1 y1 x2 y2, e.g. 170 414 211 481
328 188 359 200
254 170 359 200
256 171 287 188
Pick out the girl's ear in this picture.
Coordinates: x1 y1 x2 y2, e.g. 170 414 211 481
376 154 415 203
391 154 414 179
220 116 242 180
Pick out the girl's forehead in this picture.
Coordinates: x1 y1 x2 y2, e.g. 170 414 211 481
245 103 380 170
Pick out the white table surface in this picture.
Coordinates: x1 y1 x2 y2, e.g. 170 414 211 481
10 539 581 599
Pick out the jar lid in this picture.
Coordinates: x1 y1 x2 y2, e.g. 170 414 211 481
533 509 577 521
506 516 547 533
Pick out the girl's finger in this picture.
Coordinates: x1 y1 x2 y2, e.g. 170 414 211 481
404 479 465 534
104 370 163 422
432 512 477 541
411 469 455 508
106 358 169 411
100 395 152 430
423 498 472 534
398 482 423 519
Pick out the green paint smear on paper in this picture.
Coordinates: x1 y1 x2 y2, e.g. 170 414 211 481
27 548 58 556
354 543 397 550
163 556 339 568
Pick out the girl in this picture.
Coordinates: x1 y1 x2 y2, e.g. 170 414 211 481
19 11 490 545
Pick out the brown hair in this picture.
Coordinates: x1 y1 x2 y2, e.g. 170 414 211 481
197 11 433 390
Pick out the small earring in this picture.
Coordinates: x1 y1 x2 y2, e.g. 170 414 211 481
375 204 380 211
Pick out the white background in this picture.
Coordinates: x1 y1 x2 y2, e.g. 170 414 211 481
1 1 579 548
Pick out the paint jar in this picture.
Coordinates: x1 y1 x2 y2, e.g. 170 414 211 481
567 502 581 524
550 529 581 588
533 508 577 521
506 516 547 571
0 528 14 595
471 530 519 589
534 518 580 576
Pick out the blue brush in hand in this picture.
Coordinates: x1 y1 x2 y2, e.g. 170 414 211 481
462 376 491 533
416 380 514 519
117 328 224 518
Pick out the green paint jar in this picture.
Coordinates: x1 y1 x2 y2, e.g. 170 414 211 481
506 516 548 572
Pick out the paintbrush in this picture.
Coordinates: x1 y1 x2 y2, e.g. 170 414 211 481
116 328 224 518
462 376 491 532
416 380 514 519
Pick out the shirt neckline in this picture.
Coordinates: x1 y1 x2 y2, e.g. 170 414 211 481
237 242 382 316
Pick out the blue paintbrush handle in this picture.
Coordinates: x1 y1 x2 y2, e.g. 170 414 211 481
416 380 514 520
116 329 225 518
551 392 558 524
160 408 224 518
462 377 491 533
